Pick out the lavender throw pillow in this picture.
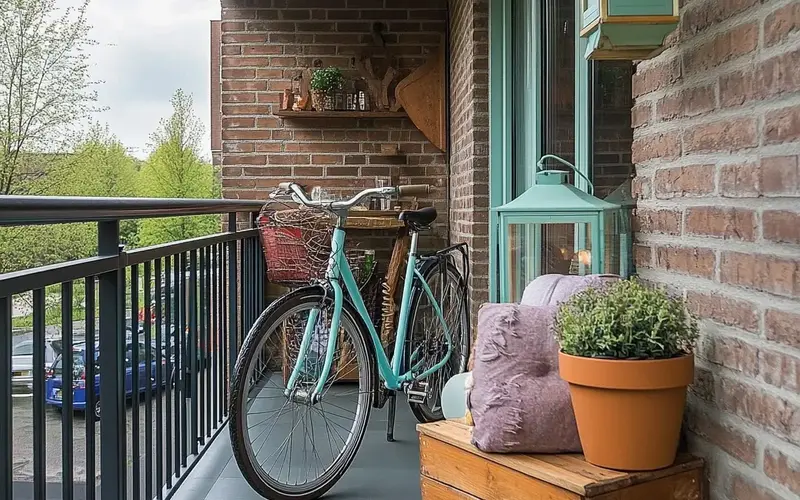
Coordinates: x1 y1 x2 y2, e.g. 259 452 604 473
468 303 582 453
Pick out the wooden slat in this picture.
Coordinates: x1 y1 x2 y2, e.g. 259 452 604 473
420 436 580 500
535 454 627 483
585 456 705 497
344 216 404 230
418 420 705 497
592 470 703 500
418 421 595 495
420 476 481 500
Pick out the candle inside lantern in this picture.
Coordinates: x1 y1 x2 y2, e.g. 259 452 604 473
577 249 592 266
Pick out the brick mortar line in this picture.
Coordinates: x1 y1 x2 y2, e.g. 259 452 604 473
695 320 800 375
632 91 800 139
635 268 799 312
690 354 800 428
636 0 795 72
697 322 800 372
633 143 800 171
635 197 800 212
636 232 800 260
688 392 800 492
689 388 800 466
635 35 800 104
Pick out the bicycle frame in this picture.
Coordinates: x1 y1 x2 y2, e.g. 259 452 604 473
285 226 453 398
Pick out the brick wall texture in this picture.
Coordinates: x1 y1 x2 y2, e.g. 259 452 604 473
448 0 489 320
632 0 800 497
219 0 450 256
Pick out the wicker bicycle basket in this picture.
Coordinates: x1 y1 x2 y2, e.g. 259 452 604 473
257 204 333 285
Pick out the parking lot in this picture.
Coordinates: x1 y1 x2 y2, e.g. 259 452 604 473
11 374 224 498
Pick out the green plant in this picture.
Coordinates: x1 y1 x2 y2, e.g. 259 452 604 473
556 278 699 360
310 67 343 93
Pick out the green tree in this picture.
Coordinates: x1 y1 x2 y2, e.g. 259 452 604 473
138 89 220 246
0 0 102 195
0 125 140 273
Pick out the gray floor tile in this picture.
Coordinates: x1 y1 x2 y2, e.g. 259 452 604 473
180 395 423 499
170 478 218 500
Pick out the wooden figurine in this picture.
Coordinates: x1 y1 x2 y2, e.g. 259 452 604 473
355 57 398 111
293 68 312 111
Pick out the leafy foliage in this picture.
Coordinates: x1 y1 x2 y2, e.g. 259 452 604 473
555 278 699 360
310 67 343 92
0 0 103 195
0 125 139 273
138 90 220 247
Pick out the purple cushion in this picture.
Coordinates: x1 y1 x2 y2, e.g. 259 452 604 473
468 274 620 454
468 303 582 453
520 273 620 307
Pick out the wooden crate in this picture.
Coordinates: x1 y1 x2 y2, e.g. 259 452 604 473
418 420 705 500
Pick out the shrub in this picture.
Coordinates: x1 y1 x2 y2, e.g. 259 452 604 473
310 67 343 93
555 278 699 360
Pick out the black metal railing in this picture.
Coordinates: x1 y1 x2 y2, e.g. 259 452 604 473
0 196 267 500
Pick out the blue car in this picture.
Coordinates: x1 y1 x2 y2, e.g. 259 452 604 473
45 339 171 420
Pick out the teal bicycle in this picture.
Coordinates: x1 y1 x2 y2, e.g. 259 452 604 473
230 182 470 500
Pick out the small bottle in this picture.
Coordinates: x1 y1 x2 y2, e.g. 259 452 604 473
364 250 375 276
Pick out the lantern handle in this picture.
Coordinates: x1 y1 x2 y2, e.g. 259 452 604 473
536 154 594 195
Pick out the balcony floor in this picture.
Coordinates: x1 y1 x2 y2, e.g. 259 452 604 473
173 395 422 500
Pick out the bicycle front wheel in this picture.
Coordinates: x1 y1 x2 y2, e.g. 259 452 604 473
230 288 374 500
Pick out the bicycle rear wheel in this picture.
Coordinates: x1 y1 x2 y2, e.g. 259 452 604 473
406 260 470 423
230 288 374 500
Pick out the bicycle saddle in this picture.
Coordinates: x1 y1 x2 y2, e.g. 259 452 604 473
399 206 437 230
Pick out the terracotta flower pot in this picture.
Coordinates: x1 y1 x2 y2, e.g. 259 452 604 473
558 352 694 471
311 90 327 111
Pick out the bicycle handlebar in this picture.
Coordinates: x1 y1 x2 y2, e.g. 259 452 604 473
397 184 430 197
272 182 430 212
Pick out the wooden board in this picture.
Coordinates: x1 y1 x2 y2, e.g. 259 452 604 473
394 44 446 152
344 216 404 230
417 420 705 498
592 470 703 500
420 435 581 500
420 477 481 500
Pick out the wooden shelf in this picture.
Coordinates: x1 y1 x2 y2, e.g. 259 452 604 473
274 110 408 119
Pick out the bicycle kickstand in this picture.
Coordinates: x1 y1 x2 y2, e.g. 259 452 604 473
386 391 397 443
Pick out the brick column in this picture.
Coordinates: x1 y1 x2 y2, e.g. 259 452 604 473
449 0 490 320
632 0 800 497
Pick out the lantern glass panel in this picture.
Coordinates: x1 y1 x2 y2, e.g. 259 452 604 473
604 212 621 275
506 222 594 302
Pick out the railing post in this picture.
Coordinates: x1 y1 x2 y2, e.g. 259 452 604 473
227 213 238 378
0 295 11 500
98 221 126 500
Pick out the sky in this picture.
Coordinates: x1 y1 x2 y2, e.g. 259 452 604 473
72 0 221 160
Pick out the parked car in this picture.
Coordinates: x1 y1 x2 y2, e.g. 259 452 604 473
12 338 60 390
44 339 173 420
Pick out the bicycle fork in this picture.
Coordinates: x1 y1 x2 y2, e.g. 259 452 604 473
284 236 348 404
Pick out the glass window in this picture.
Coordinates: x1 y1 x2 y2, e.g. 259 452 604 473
542 0 576 167
12 341 33 356
590 61 634 200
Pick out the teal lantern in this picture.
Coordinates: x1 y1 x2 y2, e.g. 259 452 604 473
494 155 629 303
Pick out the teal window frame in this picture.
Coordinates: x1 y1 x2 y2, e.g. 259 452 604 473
488 0 591 302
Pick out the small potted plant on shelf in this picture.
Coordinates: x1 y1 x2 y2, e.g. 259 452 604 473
310 66 343 111
556 278 699 472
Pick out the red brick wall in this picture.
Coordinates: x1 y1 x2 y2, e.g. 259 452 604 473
219 0 449 254
448 0 489 319
632 0 800 497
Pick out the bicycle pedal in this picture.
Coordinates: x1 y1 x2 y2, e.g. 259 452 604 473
405 380 428 404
